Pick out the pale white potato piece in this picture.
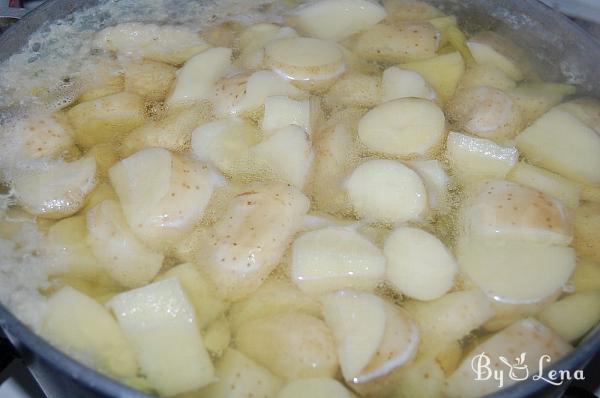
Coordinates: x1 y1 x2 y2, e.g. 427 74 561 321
446 131 518 184
13 156 97 219
324 72 380 109
508 82 575 126
291 0 386 41
94 23 210 65
77 57 124 102
447 318 571 398
538 291 600 342
508 162 581 208
109 148 216 247
157 263 227 329
358 98 445 158
573 202 600 263
383 0 444 23
400 51 465 101
86 200 164 288
461 180 573 245
261 96 311 132
108 278 215 396
228 278 321 332
247 125 313 188
167 47 232 106
213 70 306 118
291 226 386 295
41 286 137 378
278 378 354 398
321 290 387 381
570 259 600 293
449 86 522 140
123 59 177 101
467 37 524 81
346 159 428 223
456 237 576 304
235 312 338 380
482 297 558 333
381 67 436 102
558 97 600 130
384 227 458 301
459 64 516 91
13 114 75 161
391 356 445 398
516 107 600 185
238 24 299 70
202 316 231 357
264 37 346 91
201 184 310 300
406 159 449 210
353 23 440 64
202 348 283 398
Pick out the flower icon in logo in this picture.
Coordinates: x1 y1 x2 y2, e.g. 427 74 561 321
499 353 529 381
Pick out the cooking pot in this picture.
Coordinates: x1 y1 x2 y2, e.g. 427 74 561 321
0 0 599 397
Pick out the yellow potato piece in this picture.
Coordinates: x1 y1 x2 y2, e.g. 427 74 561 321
400 51 464 101
538 291 600 342
123 59 177 101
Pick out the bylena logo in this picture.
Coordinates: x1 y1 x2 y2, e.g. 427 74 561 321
471 352 585 388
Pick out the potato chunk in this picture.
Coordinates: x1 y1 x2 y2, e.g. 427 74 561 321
290 0 386 41
13 115 75 161
508 82 575 126
346 159 428 223
86 200 164 288
109 148 216 247
406 159 450 210
400 51 464 101
459 64 516 91
538 291 600 342
324 73 381 109
569 259 600 293
573 202 600 263
467 33 524 81
13 156 97 218
261 96 311 132
238 23 299 70
291 226 386 295
67 92 146 149
109 278 215 396
278 378 354 398
383 0 444 23
381 67 436 102
235 312 338 380
384 227 457 301
123 59 177 101
42 287 137 378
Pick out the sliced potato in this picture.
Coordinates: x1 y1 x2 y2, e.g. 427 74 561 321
467 33 524 81
238 23 299 70
384 227 457 301
354 23 439 64
324 73 381 109
358 98 445 158
381 67 436 102
400 51 464 101
265 37 346 91
508 82 575 126
94 23 210 65
446 131 518 184
516 107 600 185
67 92 146 149
383 0 444 23
167 47 232 106
86 200 164 288
123 59 176 101
108 278 215 396
278 378 354 398
41 286 137 378
573 202 600 263
538 291 600 342
13 114 75 161
446 318 571 398
291 226 386 295
461 180 573 245
109 148 216 247
507 161 580 208
202 348 283 398
459 64 516 91
449 86 522 140
290 0 386 41
346 159 428 223
406 159 449 210
570 259 600 293
235 312 338 380
13 156 97 218
261 96 311 132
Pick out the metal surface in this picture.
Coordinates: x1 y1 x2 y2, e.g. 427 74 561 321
0 1 598 397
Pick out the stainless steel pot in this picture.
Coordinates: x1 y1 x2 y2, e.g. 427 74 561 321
0 1 598 397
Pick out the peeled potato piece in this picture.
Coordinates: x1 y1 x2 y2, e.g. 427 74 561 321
508 82 575 126
390 356 446 398
358 98 445 158
558 97 600 129
264 37 346 91
384 227 458 301
235 312 338 380
482 297 557 333
324 73 381 109
13 114 75 161
86 200 164 288
570 259 600 293
290 0 386 41
346 159 428 223
122 59 176 101
449 86 522 140
573 202 600 263
538 291 600 342
77 57 125 102
202 348 283 398
278 378 355 398
507 161 580 208
261 96 311 133
13 156 97 219
456 237 575 304
383 0 444 23
447 319 571 398
108 278 215 396
400 51 464 101
381 67 436 102
167 47 232 106
291 226 386 295
201 184 309 300
109 148 216 247
202 316 231 357
238 23 299 70
467 33 524 81
41 286 137 379
446 131 518 184
516 107 600 185
406 159 450 210
461 180 573 245
94 23 210 65
459 64 516 91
